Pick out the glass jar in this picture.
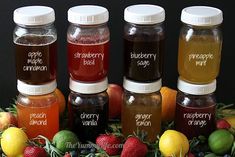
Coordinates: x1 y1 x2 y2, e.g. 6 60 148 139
178 6 223 84
16 80 59 139
68 77 109 142
67 5 110 82
175 78 216 139
124 4 165 82
13 6 57 85
122 78 162 143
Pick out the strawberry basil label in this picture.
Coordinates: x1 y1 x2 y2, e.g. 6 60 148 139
74 51 104 66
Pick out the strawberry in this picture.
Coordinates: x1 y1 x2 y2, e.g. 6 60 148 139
216 119 231 129
96 134 122 156
24 146 47 157
188 151 195 157
121 137 148 157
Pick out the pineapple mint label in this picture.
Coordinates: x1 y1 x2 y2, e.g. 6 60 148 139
188 53 214 66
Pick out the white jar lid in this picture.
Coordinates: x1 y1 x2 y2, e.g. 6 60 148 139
123 77 162 94
124 4 165 25
17 80 57 95
14 6 55 26
181 6 223 26
177 78 216 95
68 5 109 25
69 77 108 94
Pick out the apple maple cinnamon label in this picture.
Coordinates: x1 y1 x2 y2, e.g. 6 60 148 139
15 35 57 84
13 6 57 85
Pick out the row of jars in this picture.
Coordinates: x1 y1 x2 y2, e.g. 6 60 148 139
14 4 223 142
14 5 223 84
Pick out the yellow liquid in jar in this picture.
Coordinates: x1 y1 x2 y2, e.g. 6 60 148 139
122 99 161 143
178 35 222 84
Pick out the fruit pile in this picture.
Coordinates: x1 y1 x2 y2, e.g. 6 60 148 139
0 86 235 157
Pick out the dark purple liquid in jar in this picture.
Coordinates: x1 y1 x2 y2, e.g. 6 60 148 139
175 98 216 139
15 35 57 85
124 23 165 82
68 92 108 142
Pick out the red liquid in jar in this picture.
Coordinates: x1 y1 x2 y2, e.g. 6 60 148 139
15 35 57 85
67 41 109 82
175 103 216 139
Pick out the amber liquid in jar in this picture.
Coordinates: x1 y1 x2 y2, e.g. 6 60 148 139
15 35 57 85
178 35 222 84
122 93 161 143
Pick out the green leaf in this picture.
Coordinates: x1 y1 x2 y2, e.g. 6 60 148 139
231 141 235 157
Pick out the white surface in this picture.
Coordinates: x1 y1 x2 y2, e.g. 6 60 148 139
68 5 109 25
123 77 162 93
181 6 223 26
124 4 165 24
17 80 57 95
69 77 108 94
14 6 55 25
177 78 216 95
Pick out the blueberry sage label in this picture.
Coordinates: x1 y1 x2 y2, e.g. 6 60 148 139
124 39 164 82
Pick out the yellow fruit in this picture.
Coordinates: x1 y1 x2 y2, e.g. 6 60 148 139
1 127 28 157
55 88 66 115
159 130 189 157
160 87 177 121
224 116 235 128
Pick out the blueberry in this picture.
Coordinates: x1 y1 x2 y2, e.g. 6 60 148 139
70 150 78 157
80 149 88 155
224 154 231 157
90 148 96 153
197 152 204 157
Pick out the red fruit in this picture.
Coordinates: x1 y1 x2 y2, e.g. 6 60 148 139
188 151 195 157
216 119 231 129
64 152 72 157
121 137 148 157
96 134 122 156
0 112 17 131
24 146 47 157
107 84 123 119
